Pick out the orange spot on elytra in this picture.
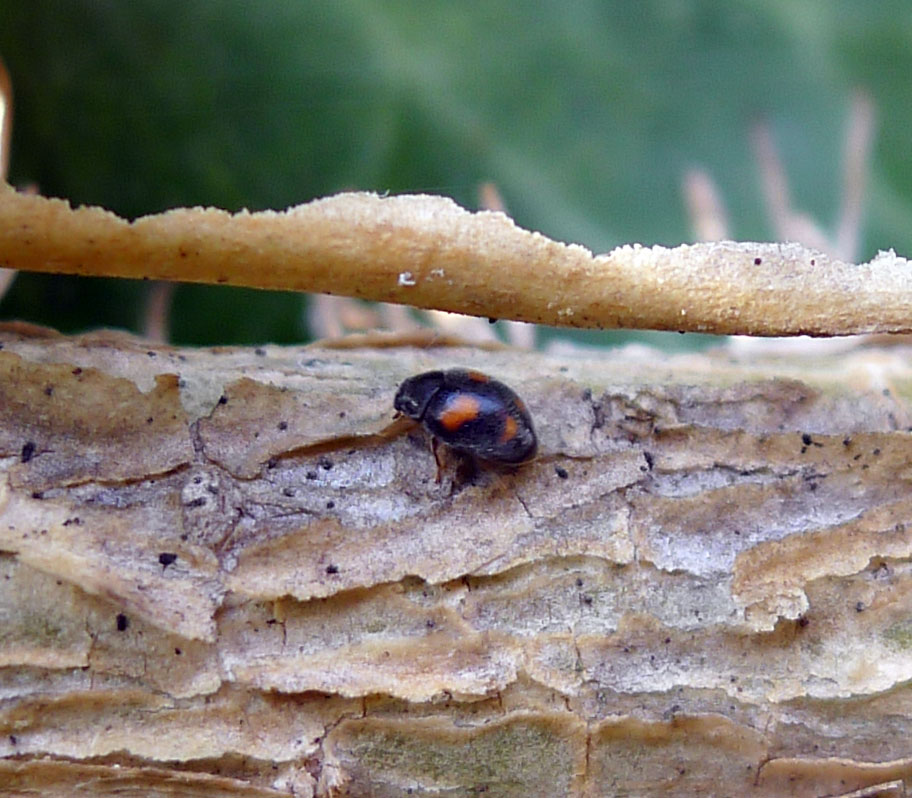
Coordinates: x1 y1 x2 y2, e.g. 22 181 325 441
499 415 518 443
439 395 480 431
466 370 490 383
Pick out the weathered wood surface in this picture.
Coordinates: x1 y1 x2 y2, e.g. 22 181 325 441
2 185 911 337
1 324 912 797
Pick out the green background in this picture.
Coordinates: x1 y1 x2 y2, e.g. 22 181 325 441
0 1 909 347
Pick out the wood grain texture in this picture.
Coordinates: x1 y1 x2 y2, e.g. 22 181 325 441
1 324 912 797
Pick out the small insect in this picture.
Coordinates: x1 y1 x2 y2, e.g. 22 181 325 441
393 369 537 470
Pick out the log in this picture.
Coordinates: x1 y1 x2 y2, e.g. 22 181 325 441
2 323 911 797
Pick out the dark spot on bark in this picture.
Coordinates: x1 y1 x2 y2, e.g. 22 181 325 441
872 561 891 579
278 421 288 431
643 451 654 470
326 564 339 575
318 456 334 470
174 648 182 655
754 257 762 265
218 395 228 405
158 552 178 568
801 433 813 446
255 348 266 356
186 497 206 508
555 466 569 479
306 471 318 480
20 441 36 463
326 500 335 509
116 613 129 632
44 385 54 396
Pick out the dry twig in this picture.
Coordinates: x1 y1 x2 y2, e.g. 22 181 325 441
1 185 909 337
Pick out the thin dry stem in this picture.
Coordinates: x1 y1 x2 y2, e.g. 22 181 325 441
682 167 730 242
0 57 15 302
836 91 876 262
1 186 909 337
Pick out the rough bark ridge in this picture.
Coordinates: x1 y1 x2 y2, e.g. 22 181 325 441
1 324 911 797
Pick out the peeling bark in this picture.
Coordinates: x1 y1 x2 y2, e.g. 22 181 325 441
1 324 912 796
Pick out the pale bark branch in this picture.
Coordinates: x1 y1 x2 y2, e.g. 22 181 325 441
1 185 910 337
1 324 912 796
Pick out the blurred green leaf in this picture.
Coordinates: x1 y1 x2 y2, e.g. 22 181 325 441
1 0 909 345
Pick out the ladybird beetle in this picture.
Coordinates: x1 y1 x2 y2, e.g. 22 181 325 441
394 369 537 466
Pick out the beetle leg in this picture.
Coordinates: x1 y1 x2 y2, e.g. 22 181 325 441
431 437 444 483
